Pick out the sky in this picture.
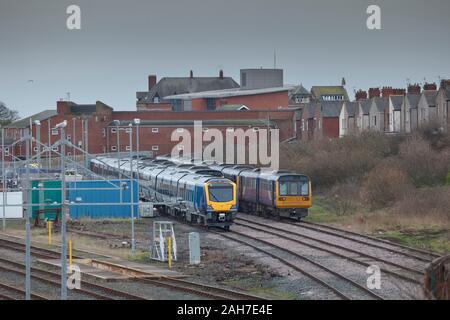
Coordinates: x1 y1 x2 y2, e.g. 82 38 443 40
0 0 449 118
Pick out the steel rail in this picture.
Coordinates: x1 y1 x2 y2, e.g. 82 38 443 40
236 217 425 280
301 220 441 259
0 281 48 300
212 230 354 300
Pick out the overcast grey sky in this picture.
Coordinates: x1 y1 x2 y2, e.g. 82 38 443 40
0 0 449 117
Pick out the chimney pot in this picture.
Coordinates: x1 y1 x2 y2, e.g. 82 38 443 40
190 70 193 78
219 70 224 79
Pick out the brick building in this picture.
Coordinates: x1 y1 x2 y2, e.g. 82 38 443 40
3 100 301 160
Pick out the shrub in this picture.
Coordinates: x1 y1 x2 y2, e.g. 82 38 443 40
328 180 360 216
393 186 450 218
398 134 450 187
362 161 414 210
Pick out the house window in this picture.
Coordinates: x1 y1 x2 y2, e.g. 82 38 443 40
301 119 305 131
95 116 99 122
125 146 131 151
374 116 377 126
51 146 58 152
206 98 216 111
78 141 82 147
67 152 71 156
33 147 39 152
226 127 234 132
67 134 71 141
152 128 159 133
203 127 209 133
111 128 117 133
125 127 132 133
102 128 106 137
153 96 160 103
152 145 159 151
177 128 184 133
111 146 117 151
252 127 259 132
51 129 58 135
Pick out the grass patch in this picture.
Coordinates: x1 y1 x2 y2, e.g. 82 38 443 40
305 196 341 224
128 251 151 262
380 228 450 254
222 279 297 300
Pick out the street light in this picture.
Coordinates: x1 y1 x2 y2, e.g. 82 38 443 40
133 118 141 205
33 120 41 170
54 120 68 300
113 120 122 203
128 123 136 255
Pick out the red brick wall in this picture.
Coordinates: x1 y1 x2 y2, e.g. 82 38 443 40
4 102 297 159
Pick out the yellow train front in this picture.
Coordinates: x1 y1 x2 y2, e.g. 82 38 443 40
238 170 312 220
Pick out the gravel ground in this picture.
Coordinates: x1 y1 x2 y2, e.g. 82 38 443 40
1 213 429 300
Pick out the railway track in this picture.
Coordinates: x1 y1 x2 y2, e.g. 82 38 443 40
0 235 263 300
0 257 147 300
0 281 49 300
212 228 385 300
235 216 425 284
299 220 442 260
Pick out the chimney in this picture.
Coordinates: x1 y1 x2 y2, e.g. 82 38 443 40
355 90 367 101
219 70 224 79
368 87 381 99
190 70 194 79
408 83 421 94
148 75 157 91
392 88 406 95
382 86 394 98
423 82 437 91
440 79 450 89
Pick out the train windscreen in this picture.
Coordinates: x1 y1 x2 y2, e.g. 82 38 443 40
278 176 309 196
208 184 234 202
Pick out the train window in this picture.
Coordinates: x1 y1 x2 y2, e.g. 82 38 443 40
208 184 233 202
279 176 309 196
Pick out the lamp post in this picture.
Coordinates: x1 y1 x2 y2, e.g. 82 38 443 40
113 120 122 203
133 118 140 204
128 123 136 255
55 120 68 300
47 119 51 168
33 120 41 171
1 125 5 232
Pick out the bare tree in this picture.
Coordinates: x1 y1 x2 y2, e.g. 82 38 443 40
0 101 19 125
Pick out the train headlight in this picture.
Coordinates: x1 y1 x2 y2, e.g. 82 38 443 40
207 205 214 211
279 197 286 201
302 197 309 201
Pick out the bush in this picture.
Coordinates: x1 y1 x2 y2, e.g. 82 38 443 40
328 180 360 216
280 132 403 188
393 186 450 218
398 134 450 187
362 161 414 210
